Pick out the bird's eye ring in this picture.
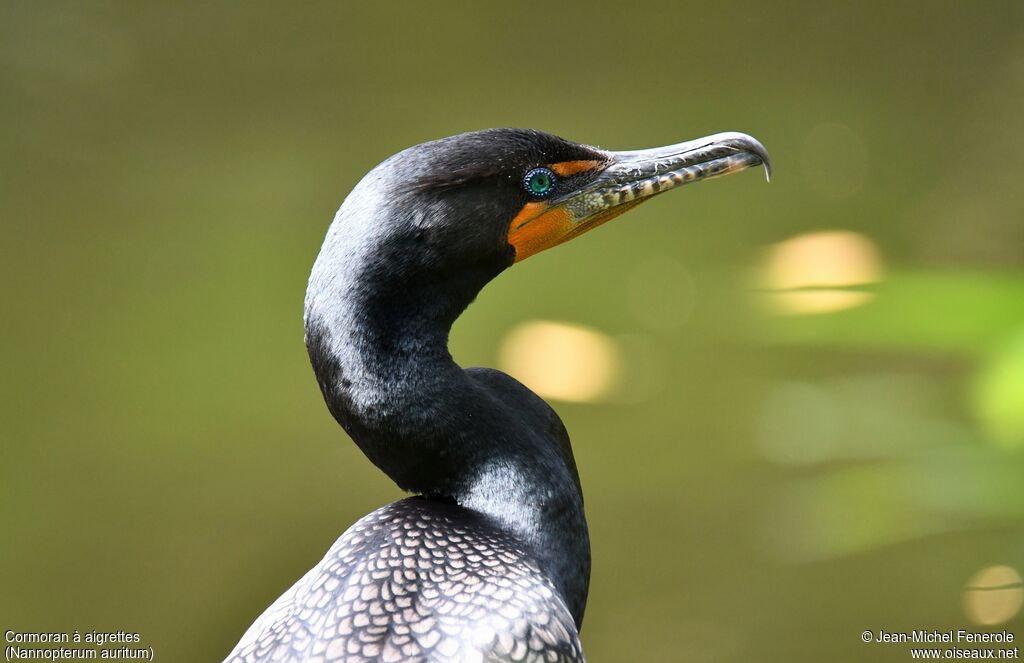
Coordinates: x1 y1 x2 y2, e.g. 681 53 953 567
523 168 557 198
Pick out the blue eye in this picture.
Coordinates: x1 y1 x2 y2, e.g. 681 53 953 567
523 168 556 198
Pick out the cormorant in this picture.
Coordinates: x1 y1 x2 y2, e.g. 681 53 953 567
224 128 769 663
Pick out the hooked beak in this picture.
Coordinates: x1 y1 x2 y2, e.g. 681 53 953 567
507 132 771 262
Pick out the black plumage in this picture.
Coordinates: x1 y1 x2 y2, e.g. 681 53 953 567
224 128 768 663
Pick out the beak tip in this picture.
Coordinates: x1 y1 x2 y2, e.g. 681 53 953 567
720 131 771 184
743 135 771 183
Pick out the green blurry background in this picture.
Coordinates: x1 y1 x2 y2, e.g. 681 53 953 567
3 2 1023 661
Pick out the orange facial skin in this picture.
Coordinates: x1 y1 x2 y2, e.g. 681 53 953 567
550 160 603 177
506 160 599 262
507 198 646 262
508 159 650 262
507 202 572 262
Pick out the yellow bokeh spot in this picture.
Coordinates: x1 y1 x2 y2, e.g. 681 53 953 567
498 320 623 403
760 290 875 315
963 565 1023 625
758 230 883 315
762 230 882 291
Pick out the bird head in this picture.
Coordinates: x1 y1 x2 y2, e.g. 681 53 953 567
320 128 769 306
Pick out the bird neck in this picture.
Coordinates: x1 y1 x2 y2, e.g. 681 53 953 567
304 239 590 624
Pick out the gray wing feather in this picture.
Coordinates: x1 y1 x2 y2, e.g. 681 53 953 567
223 498 584 663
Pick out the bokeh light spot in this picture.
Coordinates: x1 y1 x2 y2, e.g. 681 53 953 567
761 290 875 315
761 230 883 291
498 320 623 403
963 565 1023 625
758 230 883 315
